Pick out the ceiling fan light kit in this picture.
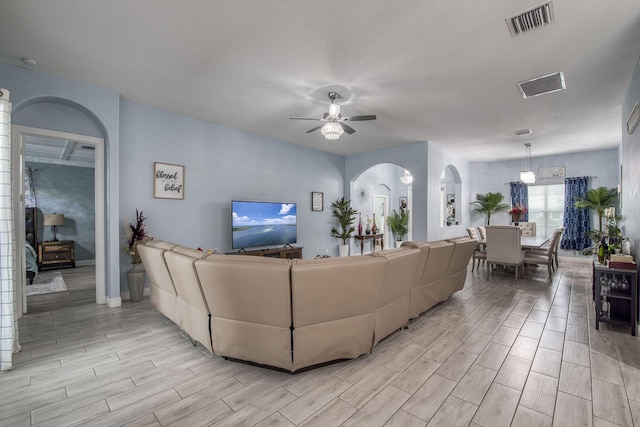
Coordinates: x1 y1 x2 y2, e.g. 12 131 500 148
290 91 376 141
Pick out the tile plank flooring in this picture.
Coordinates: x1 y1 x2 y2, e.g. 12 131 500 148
3 260 640 426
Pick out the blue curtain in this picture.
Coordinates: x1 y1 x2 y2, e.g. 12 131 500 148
510 182 529 222
561 176 591 250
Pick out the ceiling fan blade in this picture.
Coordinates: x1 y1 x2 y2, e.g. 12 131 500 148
344 115 377 122
340 123 356 134
290 117 321 121
305 125 323 134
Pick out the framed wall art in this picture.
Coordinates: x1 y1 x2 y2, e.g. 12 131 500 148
154 162 185 199
311 192 324 211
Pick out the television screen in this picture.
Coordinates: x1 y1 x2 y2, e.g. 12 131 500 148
231 200 297 249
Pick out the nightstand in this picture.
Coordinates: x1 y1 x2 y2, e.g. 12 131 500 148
38 241 76 270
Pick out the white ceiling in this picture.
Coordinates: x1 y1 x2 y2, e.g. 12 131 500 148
2 1 640 162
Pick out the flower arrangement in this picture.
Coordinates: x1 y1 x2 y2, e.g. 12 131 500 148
124 209 152 264
508 204 527 223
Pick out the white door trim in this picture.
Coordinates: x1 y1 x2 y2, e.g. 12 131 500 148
12 125 105 310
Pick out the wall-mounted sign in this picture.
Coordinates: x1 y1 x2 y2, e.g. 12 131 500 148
154 162 184 199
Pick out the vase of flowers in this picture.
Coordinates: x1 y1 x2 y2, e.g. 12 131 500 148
508 204 527 225
124 209 152 302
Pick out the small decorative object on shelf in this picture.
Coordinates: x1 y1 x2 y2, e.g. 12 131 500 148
358 212 363 236
365 215 372 235
372 213 377 234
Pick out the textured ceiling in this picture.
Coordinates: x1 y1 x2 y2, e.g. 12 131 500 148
2 0 640 161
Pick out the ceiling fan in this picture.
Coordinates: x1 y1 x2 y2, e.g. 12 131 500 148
290 92 376 140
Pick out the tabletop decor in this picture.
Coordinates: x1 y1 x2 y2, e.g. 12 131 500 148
508 204 527 225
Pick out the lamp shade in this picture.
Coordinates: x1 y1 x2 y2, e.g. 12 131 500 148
44 214 65 226
320 122 344 140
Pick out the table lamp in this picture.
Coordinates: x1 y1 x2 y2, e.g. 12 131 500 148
44 213 65 242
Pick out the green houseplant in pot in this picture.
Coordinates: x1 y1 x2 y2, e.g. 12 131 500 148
124 209 152 302
471 192 510 225
573 186 618 242
330 196 357 257
387 209 409 247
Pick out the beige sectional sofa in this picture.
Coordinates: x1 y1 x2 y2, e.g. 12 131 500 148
138 236 475 373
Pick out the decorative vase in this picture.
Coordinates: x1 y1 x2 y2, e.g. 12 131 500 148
127 263 146 302
366 224 371 235
372 213 377 234
358 213 363 236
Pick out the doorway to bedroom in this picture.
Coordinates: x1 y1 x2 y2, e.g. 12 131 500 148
15 125 105 314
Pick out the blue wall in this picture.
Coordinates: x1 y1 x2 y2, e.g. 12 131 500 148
621 56 640 262
118 100 345 281
26 162 96 261
469 148 620 228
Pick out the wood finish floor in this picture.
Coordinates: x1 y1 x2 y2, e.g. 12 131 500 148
2 259 640 426
27 265 96 314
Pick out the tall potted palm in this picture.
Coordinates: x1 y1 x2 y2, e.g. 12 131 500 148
471 192 510 225
330 197 357 257
573 186 618 241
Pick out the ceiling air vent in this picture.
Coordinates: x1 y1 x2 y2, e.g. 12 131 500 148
506 2 555 37
517 71 565 98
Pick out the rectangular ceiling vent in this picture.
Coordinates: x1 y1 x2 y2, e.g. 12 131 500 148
517 71 565 98
506 2 554 37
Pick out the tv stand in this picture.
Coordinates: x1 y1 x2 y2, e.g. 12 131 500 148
228 246 302 259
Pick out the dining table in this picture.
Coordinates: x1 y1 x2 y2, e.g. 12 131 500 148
477 235 550 251
520 236 551 250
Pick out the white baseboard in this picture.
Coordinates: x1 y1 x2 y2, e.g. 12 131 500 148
107 296 122 308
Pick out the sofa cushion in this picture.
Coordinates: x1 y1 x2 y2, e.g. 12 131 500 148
411 240 454 318
138 242 179 325
444 237 477 299
370 247 421 347
195 255 293 370
290 256 386 371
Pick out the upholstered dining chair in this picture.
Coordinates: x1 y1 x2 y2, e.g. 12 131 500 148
523 227 564 280
467 227 486 271
527 227 565 272
477 226 487 241
485 225 526 282
517 222 536 237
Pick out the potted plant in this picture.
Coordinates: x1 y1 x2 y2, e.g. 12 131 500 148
387 209 409 247
330 197 357 257
471 192 510 225
124 209 152 301
573 186 618 242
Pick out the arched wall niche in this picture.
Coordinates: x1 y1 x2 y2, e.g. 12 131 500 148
350 163 413 252
440 164 461 227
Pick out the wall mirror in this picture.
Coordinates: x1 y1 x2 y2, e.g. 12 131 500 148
440 164 461 227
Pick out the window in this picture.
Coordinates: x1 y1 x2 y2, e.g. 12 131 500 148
528 184 564 238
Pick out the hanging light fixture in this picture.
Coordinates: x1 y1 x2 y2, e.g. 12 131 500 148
520 143 536 184
400 169 413 185
320 122 343 140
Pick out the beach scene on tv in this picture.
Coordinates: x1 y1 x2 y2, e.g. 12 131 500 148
232 201 297 249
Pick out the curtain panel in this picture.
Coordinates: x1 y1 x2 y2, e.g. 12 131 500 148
561 176 591 250
510 181 529 222
0 88 19 372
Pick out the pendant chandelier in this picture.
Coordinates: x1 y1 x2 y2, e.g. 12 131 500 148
520 143 536 184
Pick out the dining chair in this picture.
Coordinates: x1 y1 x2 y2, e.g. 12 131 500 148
517 222 536 236
523 228 563 280
527 227 564 271
485 225 526 282
466 227 486 271
477 226 487 241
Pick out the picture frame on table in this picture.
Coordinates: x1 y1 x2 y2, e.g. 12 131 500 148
154 162 185 200
311 192 324 212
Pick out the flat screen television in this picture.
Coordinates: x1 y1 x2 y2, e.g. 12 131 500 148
231 200 297 249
